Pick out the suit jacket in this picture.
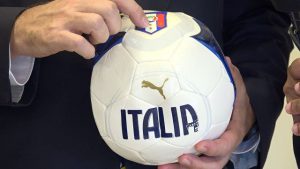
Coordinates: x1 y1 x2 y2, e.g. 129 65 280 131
0 0 293 169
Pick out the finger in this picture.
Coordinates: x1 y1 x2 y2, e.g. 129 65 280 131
225 57 244 90
225 56 232 66
284 84 299 103
157 163 184 169
225 57 250 109
60 31 95 59
93 1 121 34
295 82 300 95
195 131 237 157
178 154 222 169
293 115 300 128
285 102 291 113
289 58 300 80
77 1 122 34
286 100 300 115
113 0 149 27
69 13 110 44
293 123 300 136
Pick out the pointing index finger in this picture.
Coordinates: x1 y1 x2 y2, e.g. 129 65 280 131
112 0 148 27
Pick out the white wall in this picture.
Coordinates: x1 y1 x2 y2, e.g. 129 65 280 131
264 47 300 169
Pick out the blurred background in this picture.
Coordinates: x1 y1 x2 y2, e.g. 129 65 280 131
264 46 299 169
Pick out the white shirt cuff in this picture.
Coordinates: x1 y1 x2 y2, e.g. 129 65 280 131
230 126 260 169
8 44 35 102
233 126 260 154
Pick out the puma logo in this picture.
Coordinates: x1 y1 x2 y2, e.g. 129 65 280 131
142 78 169 100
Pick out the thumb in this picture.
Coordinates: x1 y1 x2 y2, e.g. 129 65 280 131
225 57 244 91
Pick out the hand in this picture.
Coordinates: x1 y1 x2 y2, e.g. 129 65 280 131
283 58 300 136
157 57 255 169
10 0 148 59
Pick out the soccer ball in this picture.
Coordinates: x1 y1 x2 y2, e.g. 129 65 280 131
90 11 235 165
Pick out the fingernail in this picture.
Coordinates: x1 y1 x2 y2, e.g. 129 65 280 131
180 157 191 166
295 83 300 92
142 17 149 27
292 124 300 136
196 145 207 153
225 57 231 64
200 146 207 153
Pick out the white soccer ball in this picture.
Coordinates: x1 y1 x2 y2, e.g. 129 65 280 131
90 11 235 165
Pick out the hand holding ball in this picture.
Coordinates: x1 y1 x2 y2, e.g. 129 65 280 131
90 11 235 165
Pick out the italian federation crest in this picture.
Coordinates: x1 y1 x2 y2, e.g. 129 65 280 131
137 12 167 34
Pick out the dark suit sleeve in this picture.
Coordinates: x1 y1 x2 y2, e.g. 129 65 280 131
0 7 39 106
223 0 293 167
0 7 24 105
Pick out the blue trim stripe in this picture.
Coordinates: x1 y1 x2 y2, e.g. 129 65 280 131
191 18 235 96
136 11 168 34
93 33 125 65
